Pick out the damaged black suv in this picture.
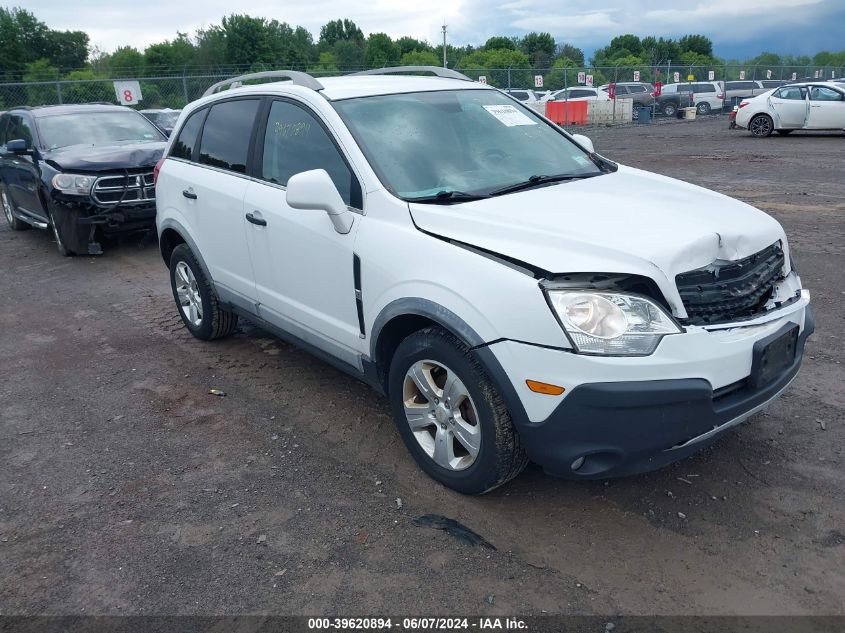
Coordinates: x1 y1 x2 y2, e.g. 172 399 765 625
0 104 166 255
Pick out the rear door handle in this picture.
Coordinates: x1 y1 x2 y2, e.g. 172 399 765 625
182 188 197 199
245 212 267 226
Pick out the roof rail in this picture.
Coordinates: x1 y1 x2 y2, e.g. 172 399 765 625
350 66 473 82
203 70 324 97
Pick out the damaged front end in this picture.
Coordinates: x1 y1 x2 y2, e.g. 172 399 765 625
48 169 157 256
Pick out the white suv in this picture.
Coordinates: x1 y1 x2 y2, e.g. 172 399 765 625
155 67 813 494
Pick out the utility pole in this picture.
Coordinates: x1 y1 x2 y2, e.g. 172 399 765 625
442 22 447 68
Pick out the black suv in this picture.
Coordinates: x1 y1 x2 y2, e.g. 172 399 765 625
0 104 167 255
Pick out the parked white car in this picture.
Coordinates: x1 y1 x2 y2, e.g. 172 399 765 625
155 67 813 494
736 82 845 136
544 87 611 102
504 89 540 103
662 81 725 114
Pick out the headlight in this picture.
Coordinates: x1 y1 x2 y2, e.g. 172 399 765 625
51 173 95 196
547 290 681 355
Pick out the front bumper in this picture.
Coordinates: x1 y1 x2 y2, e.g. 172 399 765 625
485 303 814 479
48 198 156 254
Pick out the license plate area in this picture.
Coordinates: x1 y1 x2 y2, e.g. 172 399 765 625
750 324 798 389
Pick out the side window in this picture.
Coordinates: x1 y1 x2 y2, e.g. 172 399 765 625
170 108 205 161
614 86 629 95
776 87 806 100
7 115 34 146
809 86 843 101
628 85 647 93
510 91 527 100
198 99 260 174
260 100 357 207
0 115 8 145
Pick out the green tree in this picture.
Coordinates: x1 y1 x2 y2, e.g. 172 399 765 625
61 69 113 104
319 19 364 49
365 32 399 67
483 36 516 51
609 34 642 57
397 36 432 57
678 34 713 57
145 32 194 73
24 58 58 105
400 50 441 66
555 43 584 66
519 32 555 68
332 40 365 70
42 29 88 69
641 36 680 65
458 48 531 87
308 51 339 73
194 25 227 67
106 46 144 77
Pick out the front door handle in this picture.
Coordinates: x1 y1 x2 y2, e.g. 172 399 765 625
182 188 197 199
245 212 267 226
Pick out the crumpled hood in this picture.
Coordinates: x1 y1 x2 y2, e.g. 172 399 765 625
45 141 166 172
409 165 788 314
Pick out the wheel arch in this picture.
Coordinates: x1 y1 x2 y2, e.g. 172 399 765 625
368 298 531 428
157 218 213 282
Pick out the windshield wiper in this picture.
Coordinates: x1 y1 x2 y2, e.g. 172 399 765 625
488 173 601 197
408 190 490 204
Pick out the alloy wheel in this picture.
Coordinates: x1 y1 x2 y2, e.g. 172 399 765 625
750 116 772 137
175 261 203 326
402 359 481 471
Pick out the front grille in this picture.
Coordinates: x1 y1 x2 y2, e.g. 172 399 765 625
676 243 785 325
92 172 155 205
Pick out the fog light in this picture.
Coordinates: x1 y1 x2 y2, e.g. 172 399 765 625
571 456 585 471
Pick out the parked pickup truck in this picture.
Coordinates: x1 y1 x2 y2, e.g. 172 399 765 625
653 89 693 117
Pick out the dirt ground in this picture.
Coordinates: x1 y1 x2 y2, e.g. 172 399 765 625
1 117 843 617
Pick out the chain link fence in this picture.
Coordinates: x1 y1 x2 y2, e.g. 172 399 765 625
1 64 842 112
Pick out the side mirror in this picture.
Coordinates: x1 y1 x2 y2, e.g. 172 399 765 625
571 133 595 153
285 169 353 235
6 138 31 154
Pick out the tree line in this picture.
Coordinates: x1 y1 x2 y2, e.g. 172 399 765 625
1 6 843 90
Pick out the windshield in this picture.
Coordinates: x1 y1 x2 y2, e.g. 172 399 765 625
145 110 180 128
333 89 603 201
37 111 165 149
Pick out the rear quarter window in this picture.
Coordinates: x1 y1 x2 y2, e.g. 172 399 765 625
198 99 260 174
170 108 205 161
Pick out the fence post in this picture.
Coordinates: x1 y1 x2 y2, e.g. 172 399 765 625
182 74 189 104
612 65 618 124
56 81 63 105
563 66 568 127
507 68 511 90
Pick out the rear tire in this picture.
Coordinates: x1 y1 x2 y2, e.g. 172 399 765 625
697 102 712 115
388 326 528 494
749 114 774 137
662 103 677 117
169 243 238 340
1 185 29 231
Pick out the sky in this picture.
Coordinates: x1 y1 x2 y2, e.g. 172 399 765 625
5 0 843 60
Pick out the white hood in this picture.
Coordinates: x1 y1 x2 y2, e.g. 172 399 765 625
409 165 788 316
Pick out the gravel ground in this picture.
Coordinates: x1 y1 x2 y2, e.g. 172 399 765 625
1 116 843 617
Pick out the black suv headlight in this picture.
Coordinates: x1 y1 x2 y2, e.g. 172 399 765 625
52 173 95 196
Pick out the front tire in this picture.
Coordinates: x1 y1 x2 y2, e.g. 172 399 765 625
2 185 29 231
749 114 774 137
388 326 528 494
697 102 711 115
47 208 73 256
169 243 238 340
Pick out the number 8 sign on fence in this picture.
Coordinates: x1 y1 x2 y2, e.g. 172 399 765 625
113 81 143 106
